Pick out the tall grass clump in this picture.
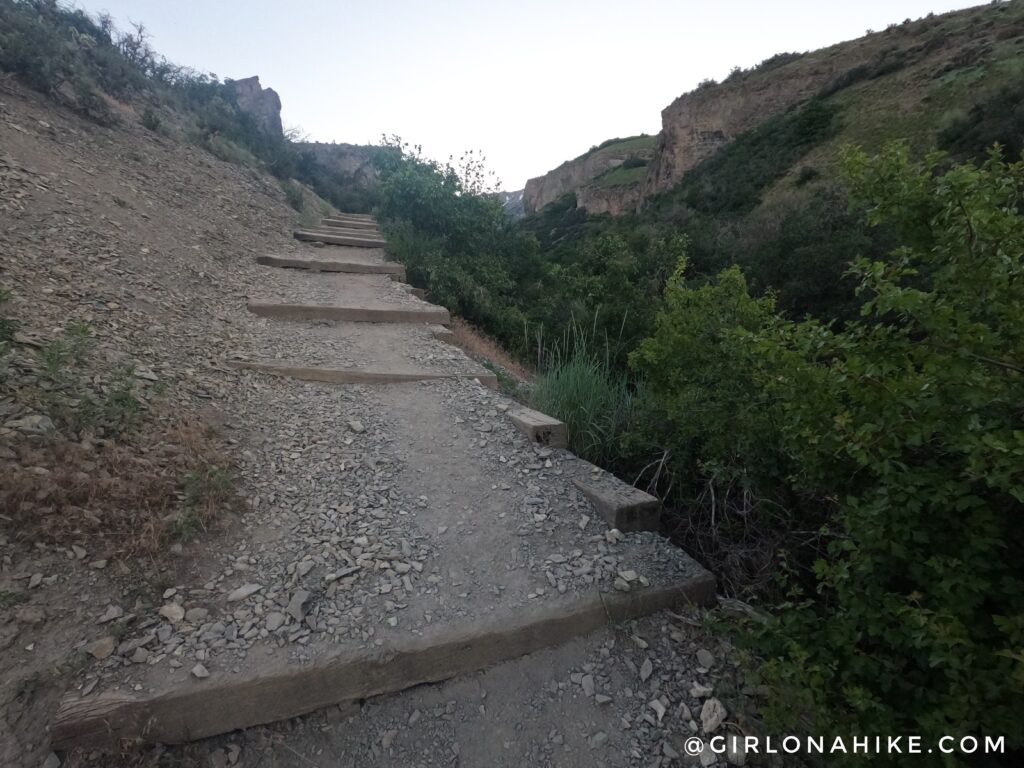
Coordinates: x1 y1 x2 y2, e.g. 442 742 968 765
530 319 638 467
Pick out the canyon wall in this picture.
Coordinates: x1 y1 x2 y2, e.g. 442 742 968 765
523 137 655 214
640 59 846 199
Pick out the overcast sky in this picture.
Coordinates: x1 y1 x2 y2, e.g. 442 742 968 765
83 0 982 190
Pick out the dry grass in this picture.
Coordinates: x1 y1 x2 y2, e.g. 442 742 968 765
0 416 237 561
449 317 533 383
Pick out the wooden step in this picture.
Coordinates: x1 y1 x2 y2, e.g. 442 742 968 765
293 229 386 248
320 223 382 236
247 302 450 325
311 227 383 240
52 567 715 748
255 255 405 280
572 464 662 532
321 218 379 231
228 361 498 389
507 406 568 449
297 226 385 240
331 212 376 221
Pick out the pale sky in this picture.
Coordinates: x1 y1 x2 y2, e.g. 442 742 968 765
84 0 982 190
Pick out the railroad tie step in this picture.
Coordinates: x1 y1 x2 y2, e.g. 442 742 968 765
51 570 715 749
293 229 386 248
246 303 450 325
430 325 454 343
321 218 379 230
507 406 568 449
255 255 405 280
228 361 498 389
572 465 662 532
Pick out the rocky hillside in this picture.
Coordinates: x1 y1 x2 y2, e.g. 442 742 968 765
526 1 1024 217
493 188 525 219
0 71 319 765
522 135 655 214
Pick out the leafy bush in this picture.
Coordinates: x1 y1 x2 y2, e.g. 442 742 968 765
375 137 542 354
755 144 1024 753
637 144 1024 757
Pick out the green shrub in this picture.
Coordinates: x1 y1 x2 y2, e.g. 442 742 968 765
141 107 161 131
375 137 542 356
747 144 1024 755
635 144 1024 757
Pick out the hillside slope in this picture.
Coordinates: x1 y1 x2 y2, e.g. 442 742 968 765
0 74 318 766
525 1 1024 218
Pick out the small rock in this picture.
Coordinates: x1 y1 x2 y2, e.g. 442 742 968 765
130 647 150 664
588 731 608 749
185 607 209 623
42 753 61 768
286 589 313 621
649 698 666 723
97 605 123 624
89 559 108 570
265 612 286 631
87 636 116 660
348 420 365 434
226 583 262 602
15 605 45 625
581 674 595 697
639 658 653 682
71 545 87 560
191 663 210 679
701 697 727 733
158 604 185 623
696 648 715 668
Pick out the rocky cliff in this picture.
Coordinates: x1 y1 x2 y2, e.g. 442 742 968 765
640 47 870 199
576 181 644 217
228 75 283 138
296 142 381 188
523 136 655 214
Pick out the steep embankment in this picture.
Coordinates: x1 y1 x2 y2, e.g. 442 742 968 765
0 75 310 767
523 135 655 214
